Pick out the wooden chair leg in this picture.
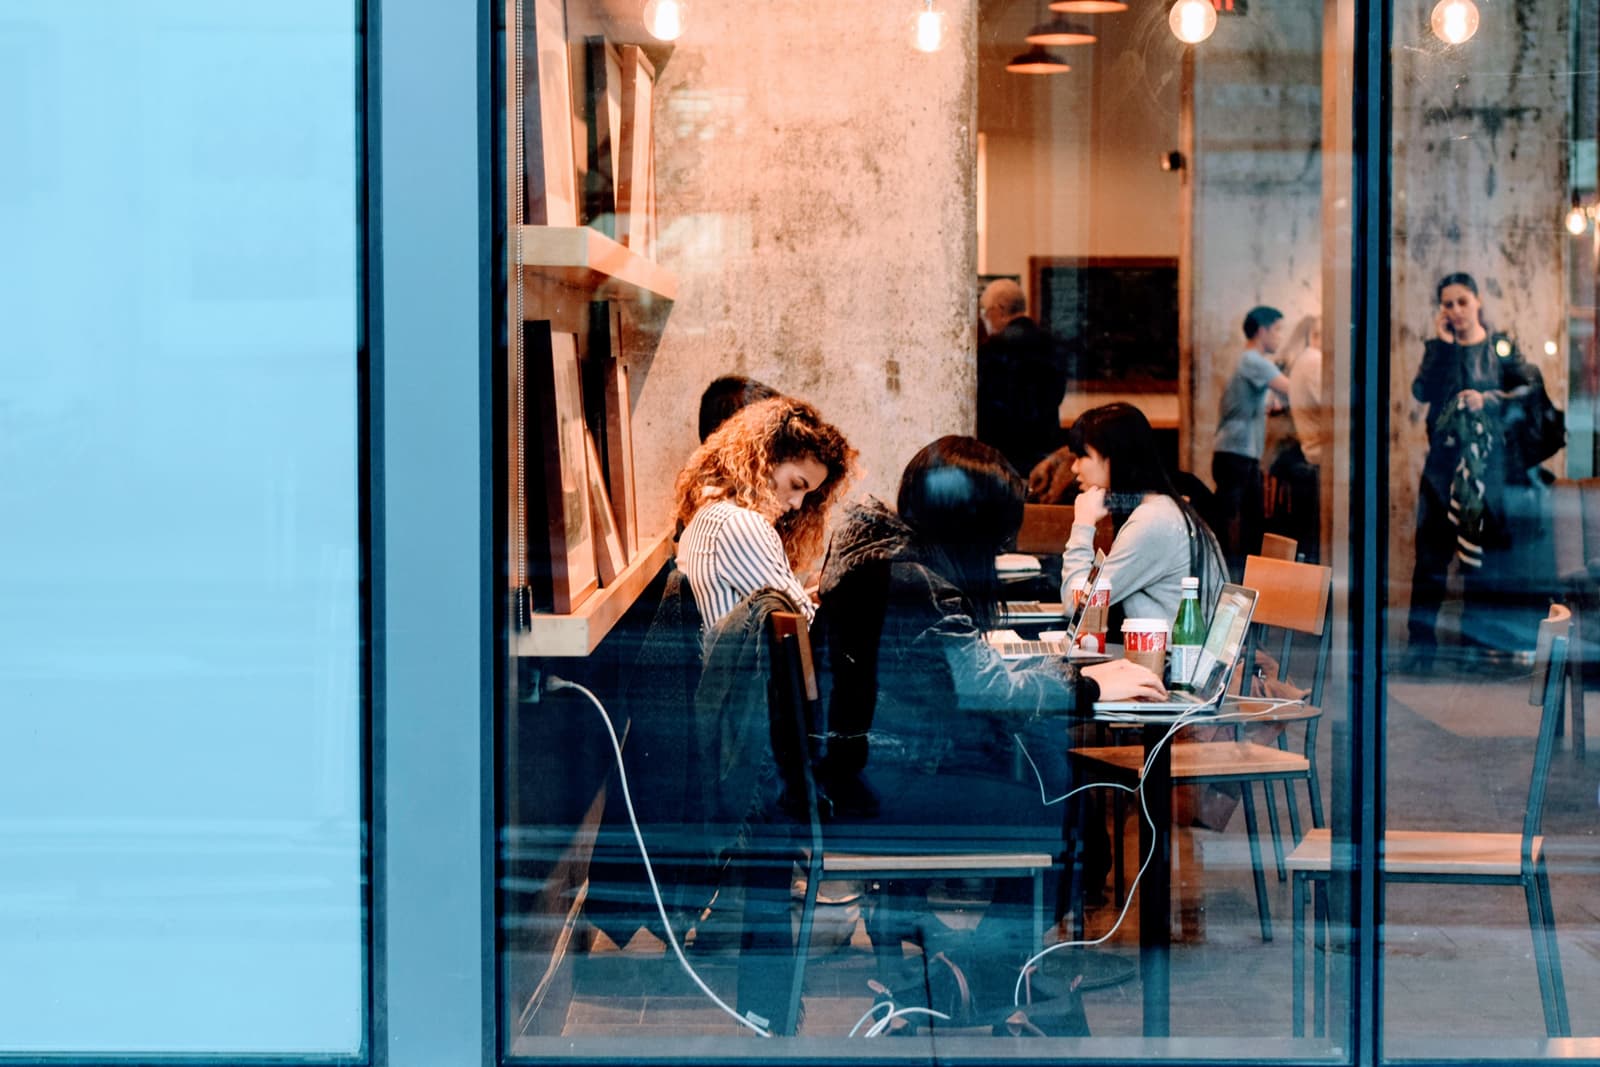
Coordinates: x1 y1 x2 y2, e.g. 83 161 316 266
785 856 822 1035
1112 792 1127 907
1239 785 1273 941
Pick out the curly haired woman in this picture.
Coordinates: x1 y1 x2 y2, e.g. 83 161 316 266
673 395 856 629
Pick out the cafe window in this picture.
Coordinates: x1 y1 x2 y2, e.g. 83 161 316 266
0 2 367 1057
498 0 1598 1062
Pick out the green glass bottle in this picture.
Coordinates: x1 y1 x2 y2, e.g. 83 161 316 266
1170 576 1204 690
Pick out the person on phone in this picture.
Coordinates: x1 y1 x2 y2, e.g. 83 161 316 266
1211 306 1292 579
1404 271 1541 669
1060 403 1229 627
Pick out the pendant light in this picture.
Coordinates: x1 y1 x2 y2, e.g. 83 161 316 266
913 0 946 52
1429 0 1479 43
1168 0 1217 43
1051 0 1130 11
1026 14 1097 45
1005 45 1072 73
642 0 686 41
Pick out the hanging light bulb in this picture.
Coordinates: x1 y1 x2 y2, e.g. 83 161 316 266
1168 0 1217 43
913 0 946 52
1566 203 1590 236
1051 0 1130 12
1005 45 1072 74
1026 14 1097 45
1429 0 1479 44
642 0 686 41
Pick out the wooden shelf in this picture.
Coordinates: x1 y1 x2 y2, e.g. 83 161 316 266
517 225 678 306
512 530 674 657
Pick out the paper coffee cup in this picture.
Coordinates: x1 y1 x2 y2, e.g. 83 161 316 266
1122 618 1169 675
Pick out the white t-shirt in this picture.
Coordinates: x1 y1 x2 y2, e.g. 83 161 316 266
1289 347 1325 465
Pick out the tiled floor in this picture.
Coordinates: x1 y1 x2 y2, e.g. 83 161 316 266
511 664 1600 1052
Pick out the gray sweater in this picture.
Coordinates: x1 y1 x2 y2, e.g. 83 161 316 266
1059 494 1227 624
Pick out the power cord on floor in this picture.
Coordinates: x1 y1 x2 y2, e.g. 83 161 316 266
545 675 773 1037
1011 697 1304 1006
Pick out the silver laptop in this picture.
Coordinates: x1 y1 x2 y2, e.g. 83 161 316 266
993 551 1106 659
1093 582 1258 716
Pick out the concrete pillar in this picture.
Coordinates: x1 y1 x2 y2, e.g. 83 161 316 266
632 0 979 532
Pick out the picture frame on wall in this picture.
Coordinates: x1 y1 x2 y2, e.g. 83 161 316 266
617 45 655 253
528 323 597 612
602 304 638 557
525 0 577 225
584 430 626 585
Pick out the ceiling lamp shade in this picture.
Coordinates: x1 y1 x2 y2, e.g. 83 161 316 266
1025 14 1097 44
1050 0 1130 11
1006 45 1072 73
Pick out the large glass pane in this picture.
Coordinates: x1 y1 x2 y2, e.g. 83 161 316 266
503 0 1356 1059
0 2 365 1055
1383 0 1599 1056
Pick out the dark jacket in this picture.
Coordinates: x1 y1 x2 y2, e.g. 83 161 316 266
977 316 1069 477
818 499 1098 781
1413 332 1538 491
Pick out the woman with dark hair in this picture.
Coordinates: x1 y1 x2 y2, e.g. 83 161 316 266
1059 403 1228 626
1406 271 1546 666
818 436 1162 812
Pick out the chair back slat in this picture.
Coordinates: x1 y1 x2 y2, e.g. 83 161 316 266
1241 555 1333 635
1530 602 1572 707
1015 504 1076 555
1524 630 1569 854
1260 532 1298 561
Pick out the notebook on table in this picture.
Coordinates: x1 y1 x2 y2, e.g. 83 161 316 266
990 551 1106 660
1092 582 1258 717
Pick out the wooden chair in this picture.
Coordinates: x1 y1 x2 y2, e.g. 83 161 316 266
1285 604 1572 1038
1069 555 1333 942
1260 532 1298 561
761 612 1054 1034
1015 503 1076 555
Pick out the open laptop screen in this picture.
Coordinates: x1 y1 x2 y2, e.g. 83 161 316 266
1190 584 1256 697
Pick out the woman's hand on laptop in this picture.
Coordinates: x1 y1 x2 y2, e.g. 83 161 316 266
1082 659 1168 702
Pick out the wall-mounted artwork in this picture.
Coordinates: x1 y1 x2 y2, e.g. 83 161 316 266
584 430 626 585
526 0 577 225
616 46 655 254
528 323 597 612
1029 256 1180 389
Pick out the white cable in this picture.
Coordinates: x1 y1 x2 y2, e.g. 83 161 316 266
1010 693 1312 1004
545 676 773 1037
864 1006 951 1037
848 1000 893 1037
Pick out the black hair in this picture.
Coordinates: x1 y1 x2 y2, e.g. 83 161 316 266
1067 403 1227 606
1242 306 1284 340
697 374 779 442
896 436 1025 632
1435 271 1478 303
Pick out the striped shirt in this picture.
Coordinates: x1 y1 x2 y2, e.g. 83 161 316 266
678 499 814 629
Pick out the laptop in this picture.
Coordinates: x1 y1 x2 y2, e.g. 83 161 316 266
1092 582 1258 716
991 551 1107 659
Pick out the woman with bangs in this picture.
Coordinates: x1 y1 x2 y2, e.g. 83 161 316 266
673 395 856 629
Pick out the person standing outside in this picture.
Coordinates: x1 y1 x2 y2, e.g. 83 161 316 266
976 279 1068 479
1211 306 1291 578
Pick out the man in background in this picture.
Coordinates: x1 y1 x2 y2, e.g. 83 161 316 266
1212 306 1291 578
976 279 1068 478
